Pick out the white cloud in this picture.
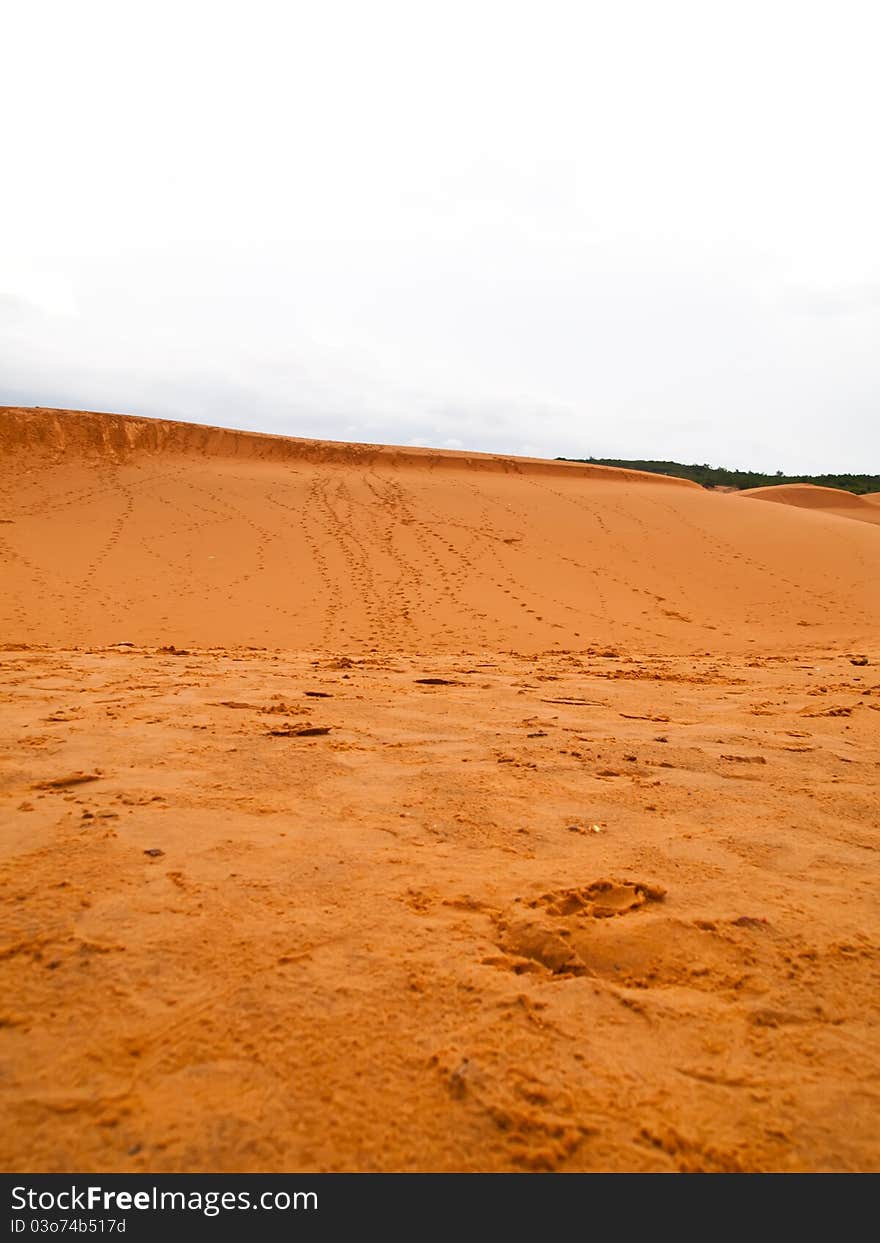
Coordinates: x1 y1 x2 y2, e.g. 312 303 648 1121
0 269 79 319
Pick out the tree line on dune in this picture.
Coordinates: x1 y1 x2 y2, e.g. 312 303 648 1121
558 458 880 494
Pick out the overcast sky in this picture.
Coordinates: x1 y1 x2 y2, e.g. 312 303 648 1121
2 0 879 472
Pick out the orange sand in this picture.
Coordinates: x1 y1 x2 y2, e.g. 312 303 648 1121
1 407 878 1172
741 482 880 527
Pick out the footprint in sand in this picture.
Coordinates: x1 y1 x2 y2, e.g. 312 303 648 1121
488 880 666 977
529 879 666 919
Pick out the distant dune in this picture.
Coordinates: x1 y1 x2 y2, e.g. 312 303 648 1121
1 406 877 652
741 482 880 526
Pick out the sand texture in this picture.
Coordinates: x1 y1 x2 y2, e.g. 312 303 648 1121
1 407 878 1172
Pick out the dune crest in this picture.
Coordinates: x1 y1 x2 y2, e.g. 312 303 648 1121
0 406 697 484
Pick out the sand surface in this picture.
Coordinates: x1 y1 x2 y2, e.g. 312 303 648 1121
1 407 878 1172
741 482 880 527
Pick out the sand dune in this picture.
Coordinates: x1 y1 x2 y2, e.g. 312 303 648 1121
2 407 878 1173
0 406 700 483
741 482 880 527
2 407 877 653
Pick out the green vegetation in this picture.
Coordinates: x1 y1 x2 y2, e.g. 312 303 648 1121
557 459 880 494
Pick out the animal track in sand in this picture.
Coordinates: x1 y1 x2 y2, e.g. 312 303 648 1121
488 881 667 977
493 887 770 998
529 879 666 919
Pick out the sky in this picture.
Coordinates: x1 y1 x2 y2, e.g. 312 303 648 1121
2 0 879 473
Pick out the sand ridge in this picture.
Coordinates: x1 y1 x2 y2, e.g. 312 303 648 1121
0 406 700 483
